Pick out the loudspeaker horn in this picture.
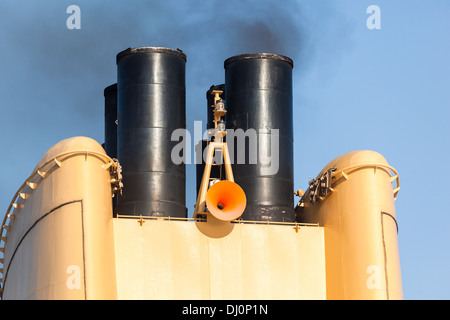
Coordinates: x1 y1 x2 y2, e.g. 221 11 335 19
206 180 246 221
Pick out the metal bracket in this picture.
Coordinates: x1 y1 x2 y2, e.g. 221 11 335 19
308 168 336 205
110 158 123 197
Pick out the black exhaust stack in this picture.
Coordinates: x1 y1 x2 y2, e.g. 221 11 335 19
224 53 295 222
104 83 118 159
115 47 187 218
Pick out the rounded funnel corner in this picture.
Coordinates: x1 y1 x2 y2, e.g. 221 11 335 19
322 150 390 174
35 136 106 170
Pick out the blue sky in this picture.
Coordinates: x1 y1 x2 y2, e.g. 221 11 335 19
0 0 448 299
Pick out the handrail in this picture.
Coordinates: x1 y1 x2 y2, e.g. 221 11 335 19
116 214 207 222
332 162 400 200
0 150 117 292
116 214 319 227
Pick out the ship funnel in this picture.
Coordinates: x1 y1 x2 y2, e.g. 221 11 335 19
224 53 295 222
115 47 187 218
206 180 246 221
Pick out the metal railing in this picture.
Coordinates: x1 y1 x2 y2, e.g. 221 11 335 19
116 213 319 228
332 163 400 200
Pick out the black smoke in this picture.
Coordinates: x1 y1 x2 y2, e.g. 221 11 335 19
0 0 355 215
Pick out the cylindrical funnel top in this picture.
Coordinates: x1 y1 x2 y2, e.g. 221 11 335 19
224 52 293 69
224 52 295 222
115 46 187 218
116 47 186 64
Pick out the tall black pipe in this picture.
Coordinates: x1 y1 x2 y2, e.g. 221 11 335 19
104 83 117 159
224 53 295 222
115 47 187 218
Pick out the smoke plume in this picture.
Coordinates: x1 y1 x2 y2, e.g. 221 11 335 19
0 0 354 214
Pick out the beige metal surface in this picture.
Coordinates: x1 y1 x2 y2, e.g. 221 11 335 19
113 217 326 300
1 136 402 300
297 150 403 299
1 137 117 299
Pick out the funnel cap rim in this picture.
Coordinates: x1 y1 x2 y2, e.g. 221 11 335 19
116 47 187 64
224 53 293 69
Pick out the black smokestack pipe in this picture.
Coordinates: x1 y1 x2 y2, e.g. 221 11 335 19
104 83 117 159
104 83 118 215
115 47 187 218
224 53 295 222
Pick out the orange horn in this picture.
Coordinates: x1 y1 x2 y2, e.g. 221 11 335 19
206 180 247 221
